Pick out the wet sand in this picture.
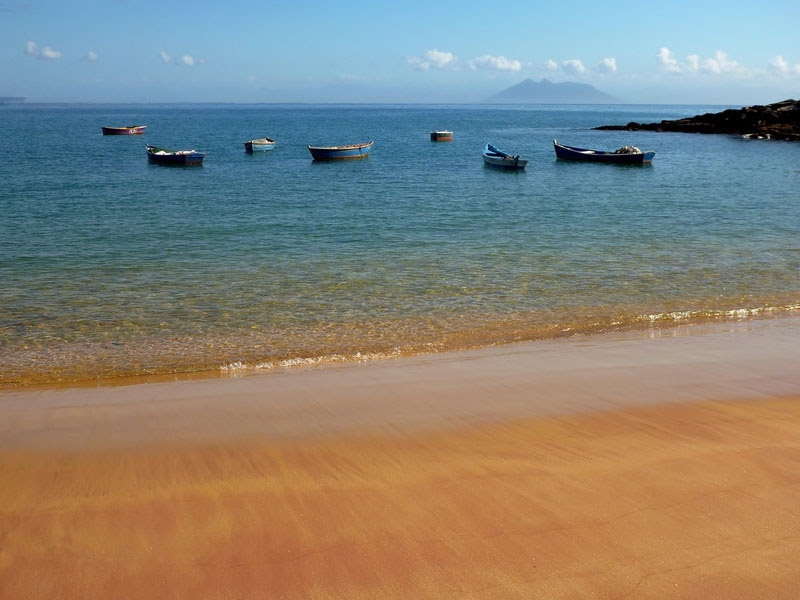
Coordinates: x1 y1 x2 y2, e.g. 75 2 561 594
2 318 800 598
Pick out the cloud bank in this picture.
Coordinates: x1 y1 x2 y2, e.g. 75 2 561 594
469 55 522 71
657 47 747 76
407 49 523 72
545 57 616 75
24 41 61 60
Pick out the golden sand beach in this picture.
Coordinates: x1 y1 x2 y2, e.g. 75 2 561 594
2 318 800 598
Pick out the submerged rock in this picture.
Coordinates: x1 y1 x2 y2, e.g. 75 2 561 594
594 99 800 141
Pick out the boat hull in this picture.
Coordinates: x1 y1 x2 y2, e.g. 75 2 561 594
430 131 453 141
102 126 146 135
553 140 655 164
482 154 527 169
146 144 205 166
307 141 373 160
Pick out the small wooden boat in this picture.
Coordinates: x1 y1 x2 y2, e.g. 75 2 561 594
146 144 205 166
244 137 276 152
102 125 146 135
430 130 453 141
553 139 655 164
482 143 527 170
307 141 373 160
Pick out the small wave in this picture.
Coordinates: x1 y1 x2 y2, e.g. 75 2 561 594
219 347 406 374
644 303 800 324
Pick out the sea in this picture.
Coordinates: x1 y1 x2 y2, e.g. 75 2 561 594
2 103 800 387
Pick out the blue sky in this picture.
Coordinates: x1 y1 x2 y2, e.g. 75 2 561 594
3 0 800 104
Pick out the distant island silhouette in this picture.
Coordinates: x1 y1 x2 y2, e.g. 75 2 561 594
486 79 619 104
0 97 26 103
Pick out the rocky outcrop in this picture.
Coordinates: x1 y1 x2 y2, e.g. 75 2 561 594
594 99 800 140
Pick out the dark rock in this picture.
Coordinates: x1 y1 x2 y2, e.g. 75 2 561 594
594 99 800 140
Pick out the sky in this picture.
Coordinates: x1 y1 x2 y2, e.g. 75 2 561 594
2 0 800 104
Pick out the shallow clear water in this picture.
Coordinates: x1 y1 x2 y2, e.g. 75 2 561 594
2 103 800 385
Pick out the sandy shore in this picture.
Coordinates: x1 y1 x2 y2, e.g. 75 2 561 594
2 318 800 598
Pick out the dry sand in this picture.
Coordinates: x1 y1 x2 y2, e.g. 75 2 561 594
2 318 800 598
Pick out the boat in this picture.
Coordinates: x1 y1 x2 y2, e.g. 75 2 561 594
482 143 527 169
553 139 655 164
102 125 146 135
244 137 276 152
145 144 205 166
430 130 453 141
307 141 373 160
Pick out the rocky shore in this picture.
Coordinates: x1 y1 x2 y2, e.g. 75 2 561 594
595 99 800 140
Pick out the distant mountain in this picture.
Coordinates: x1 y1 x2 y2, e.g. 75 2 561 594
486 79 619 104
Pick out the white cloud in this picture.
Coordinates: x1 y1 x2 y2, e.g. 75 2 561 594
406 56 430 71
685 54 699 73
84 50 98 62
596 57 617 73
657 47 681 73
562 59 586 75
702 51 743 75
769 54 800 76
406 48 456 71
39 46 61 60
181 54 195 67
427 49 455 69
470 54 522 72
159 50 172 64
24 40 61 60
771 54 789 74
545 59 558 71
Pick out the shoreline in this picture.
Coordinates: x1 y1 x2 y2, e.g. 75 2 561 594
3 316 800 446
2 317 800 597
4 306 800 391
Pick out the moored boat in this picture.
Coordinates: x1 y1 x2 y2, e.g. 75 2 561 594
244 137 276 152
146 143 205 166
482 143 527 170
307 141 373 160
553 139 655 164
102 125 146 135
430 130 453 141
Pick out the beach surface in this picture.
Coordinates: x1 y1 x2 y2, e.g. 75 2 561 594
2 317 800 598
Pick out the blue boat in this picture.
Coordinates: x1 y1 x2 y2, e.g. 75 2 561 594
553 139 655 164
482 143 527 170
146 143 205 166
307 141 373 160
244 137 276 152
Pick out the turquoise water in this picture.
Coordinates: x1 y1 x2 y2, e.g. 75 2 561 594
2 103 800 385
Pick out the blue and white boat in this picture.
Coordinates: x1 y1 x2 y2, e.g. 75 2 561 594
244 137 276 152
146 144 205 166
307 141 373 160
482 143 527 170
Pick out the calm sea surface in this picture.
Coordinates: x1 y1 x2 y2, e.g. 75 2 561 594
2 103 800 386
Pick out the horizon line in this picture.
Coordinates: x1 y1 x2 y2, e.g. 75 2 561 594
2 100 748 107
